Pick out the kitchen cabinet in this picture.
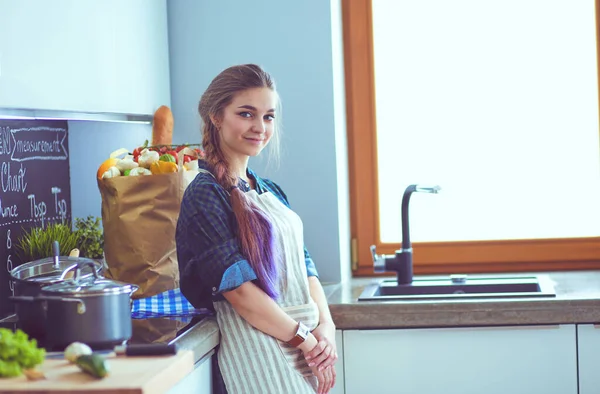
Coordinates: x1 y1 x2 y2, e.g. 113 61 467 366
167 351 213 394
0 0 170 115
167 331 344 394
331 329 345 394
343 324 577 394
577 324 600 394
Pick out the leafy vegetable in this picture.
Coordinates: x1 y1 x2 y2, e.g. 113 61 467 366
0 328 46 378
0 360 21 377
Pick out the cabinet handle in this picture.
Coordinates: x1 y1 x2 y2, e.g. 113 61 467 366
353 324 562 334
429 325 562 332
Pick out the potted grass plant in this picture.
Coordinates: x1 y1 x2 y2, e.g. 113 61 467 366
15 222 80 262
15 216 104 262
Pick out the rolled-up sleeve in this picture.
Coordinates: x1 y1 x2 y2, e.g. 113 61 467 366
176 178 256 309
304 248 319 278
219 259 257 292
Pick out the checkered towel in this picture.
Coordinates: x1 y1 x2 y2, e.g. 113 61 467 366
131 288 211 319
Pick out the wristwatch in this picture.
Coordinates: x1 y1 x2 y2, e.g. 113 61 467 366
287 321 310 347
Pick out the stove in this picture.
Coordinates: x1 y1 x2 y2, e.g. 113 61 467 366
0 313 211 352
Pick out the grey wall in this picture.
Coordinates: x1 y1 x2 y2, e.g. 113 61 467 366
167 0 351 284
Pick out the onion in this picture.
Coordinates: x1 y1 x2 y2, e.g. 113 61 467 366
64 342 93 363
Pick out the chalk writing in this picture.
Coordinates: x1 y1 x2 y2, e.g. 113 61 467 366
10 127 68 162
52 187 67 220
0 198 18 219
6 230 13 294
1 162 27 193
0 127 11 156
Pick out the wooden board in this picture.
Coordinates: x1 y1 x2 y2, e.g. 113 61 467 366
0 350 194 394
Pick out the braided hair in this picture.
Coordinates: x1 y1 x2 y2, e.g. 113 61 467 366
198 64 282 298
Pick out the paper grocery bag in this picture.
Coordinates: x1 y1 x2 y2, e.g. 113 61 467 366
98 171 185 299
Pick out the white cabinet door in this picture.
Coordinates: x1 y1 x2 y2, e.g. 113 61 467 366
0 0 170 115
330 329 345 394
168 352 213 394
344 325 577 394
577 324 600 394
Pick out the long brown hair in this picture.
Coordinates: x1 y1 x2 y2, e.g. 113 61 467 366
198 64 281 298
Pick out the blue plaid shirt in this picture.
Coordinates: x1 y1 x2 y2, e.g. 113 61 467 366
176 160 318 310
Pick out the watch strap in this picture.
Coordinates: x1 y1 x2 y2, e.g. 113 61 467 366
287 321 310 347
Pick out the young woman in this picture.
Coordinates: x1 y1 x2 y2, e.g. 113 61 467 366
176 64 338 394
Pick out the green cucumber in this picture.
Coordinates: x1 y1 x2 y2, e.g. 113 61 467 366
75 353 109 379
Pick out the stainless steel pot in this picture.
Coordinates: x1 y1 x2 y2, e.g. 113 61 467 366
11 261 137 350
10 256 103 341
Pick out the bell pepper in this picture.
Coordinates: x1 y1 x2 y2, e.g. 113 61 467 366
159 153 177 163
150 161 178 175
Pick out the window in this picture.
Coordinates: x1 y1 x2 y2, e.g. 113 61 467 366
343 0 600 276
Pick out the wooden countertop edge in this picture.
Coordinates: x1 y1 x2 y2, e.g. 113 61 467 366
328 299 600 329
323 273 600 329
0 350 195 394
140 350 195 394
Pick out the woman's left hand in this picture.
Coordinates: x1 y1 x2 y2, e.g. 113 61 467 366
304 321 338 372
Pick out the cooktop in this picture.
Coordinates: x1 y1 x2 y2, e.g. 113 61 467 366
0 314 212 352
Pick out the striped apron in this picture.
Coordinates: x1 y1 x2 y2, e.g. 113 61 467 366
213 190 320 394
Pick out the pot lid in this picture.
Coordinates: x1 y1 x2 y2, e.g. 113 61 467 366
41 261 138 296
42 276 137 296
10 256 102 284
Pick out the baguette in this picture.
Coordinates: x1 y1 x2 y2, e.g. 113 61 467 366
152 105 174 146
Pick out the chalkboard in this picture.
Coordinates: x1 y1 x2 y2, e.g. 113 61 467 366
0 120 71 320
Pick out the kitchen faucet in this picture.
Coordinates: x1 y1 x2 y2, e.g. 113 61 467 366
370 184 441 285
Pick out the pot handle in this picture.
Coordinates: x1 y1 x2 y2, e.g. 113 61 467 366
9 295 87 315
73 261 101 284
58 263 79 280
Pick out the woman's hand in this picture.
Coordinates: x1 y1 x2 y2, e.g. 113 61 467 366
304 321 338 371
308 363 335 394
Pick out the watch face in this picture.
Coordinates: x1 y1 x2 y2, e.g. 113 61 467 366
288 322 310 347
298 322 309 340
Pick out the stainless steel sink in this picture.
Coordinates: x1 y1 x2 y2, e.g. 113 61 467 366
358 275 556 301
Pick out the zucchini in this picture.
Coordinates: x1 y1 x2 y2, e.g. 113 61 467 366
75 353 109 379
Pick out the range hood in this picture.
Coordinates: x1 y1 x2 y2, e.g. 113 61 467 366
0 107 153 124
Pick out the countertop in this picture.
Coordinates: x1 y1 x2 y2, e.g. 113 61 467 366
3 271 595 392
169 315 220 363
0 315 220 393
111 270 600 363
173 270 600 358
324 271 600 329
